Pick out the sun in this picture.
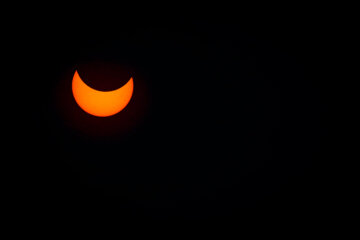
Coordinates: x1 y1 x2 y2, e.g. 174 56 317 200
72 70 134 117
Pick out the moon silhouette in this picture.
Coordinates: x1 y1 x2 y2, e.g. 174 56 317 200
72 70 134 117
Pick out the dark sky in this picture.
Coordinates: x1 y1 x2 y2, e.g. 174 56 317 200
9 5 335 226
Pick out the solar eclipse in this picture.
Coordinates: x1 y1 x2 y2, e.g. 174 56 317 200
72 70 134 117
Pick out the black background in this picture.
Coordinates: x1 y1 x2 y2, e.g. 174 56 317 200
9 4 335 227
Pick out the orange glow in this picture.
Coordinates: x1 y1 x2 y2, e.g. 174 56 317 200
72 70 134 117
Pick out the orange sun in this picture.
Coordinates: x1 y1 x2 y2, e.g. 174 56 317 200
72 70 134 117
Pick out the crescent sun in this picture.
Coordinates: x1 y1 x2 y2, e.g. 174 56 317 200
72 70 134 117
